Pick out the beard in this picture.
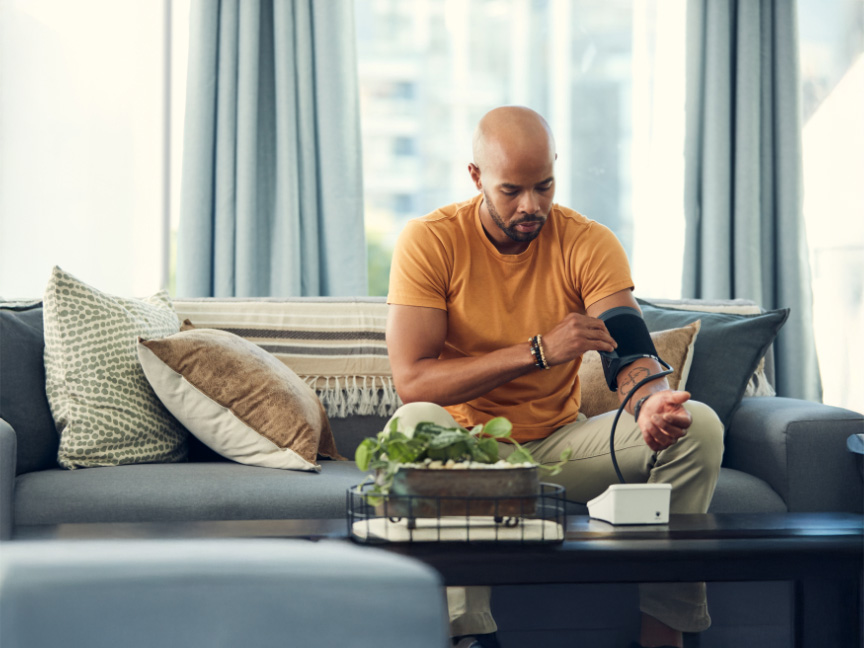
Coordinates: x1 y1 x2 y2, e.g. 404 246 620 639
484 191 547 243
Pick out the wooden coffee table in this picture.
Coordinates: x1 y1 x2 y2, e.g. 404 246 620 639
18 512 863 647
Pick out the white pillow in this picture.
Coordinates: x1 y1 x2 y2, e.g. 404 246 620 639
138 322 343 472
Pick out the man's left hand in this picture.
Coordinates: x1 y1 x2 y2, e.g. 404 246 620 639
636 390 692 452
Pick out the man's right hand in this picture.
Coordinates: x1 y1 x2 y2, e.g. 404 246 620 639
541 313 617 366
387 305 618 406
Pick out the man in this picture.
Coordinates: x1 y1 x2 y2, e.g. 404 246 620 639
385 106 723 648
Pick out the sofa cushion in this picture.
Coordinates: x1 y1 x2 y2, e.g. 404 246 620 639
42 267 187 469
138 323 343 472
172 298 399 418
578 321 700 418
13 462 783 526
638 298 789 429
707 468 787 513
644 298 777 395
0 303 59 474
13 461 368 525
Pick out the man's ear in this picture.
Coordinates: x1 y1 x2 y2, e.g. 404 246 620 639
468 163 482 191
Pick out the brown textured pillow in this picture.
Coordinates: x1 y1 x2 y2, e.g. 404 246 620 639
137 321 343 471
578 321 701 419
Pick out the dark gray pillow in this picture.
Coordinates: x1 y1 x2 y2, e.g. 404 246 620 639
0 303 60 474
637 298 789 430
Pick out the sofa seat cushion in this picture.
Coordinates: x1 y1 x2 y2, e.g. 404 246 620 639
14 460 368 526
708 468 787 513
15 462 786 529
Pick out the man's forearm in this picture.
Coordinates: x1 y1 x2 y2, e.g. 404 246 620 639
394 343 538 406
616 358 670 416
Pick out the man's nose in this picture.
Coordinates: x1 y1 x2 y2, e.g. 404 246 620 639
519 191 540 214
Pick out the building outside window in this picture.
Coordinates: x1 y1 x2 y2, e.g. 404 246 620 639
356 0 688 301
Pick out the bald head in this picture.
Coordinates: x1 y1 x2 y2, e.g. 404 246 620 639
472 106 556 172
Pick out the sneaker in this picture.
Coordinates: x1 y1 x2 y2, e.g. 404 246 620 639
452 632 501 648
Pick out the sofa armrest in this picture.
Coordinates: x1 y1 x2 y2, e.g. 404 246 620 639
724 397 864 513
0 418 17 540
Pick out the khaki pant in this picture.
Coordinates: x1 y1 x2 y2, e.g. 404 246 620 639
386 401 724 636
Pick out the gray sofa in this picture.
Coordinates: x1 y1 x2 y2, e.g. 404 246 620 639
2 295 861 540
1 295 862 646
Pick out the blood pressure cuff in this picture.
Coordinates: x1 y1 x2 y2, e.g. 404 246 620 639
597 306 659 391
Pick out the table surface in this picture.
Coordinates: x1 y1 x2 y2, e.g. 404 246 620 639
17 512 862 583
17 511 863 543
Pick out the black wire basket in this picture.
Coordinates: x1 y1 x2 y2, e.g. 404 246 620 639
346 482 566 544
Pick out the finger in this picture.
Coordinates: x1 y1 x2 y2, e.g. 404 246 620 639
651 415 688 438
645 418 686 446
641 431 663 452
663 390 691 405
659 410 692 430
579 320 615 342
652 421 687 441
641 419 675 448
578 329 616 352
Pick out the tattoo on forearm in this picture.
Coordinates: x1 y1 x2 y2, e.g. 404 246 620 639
619 366 650 396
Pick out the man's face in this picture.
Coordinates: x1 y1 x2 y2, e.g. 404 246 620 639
470 145 556 250
483 183 551 244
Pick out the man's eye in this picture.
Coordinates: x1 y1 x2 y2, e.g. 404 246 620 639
538 184 553 192
502 190 519 196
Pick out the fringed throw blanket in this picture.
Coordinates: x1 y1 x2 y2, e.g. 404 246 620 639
173 298 401 418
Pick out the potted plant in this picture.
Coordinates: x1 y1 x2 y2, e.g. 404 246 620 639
355 417 569 518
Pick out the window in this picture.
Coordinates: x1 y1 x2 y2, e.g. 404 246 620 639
356 0 687 300
798 0 864 412
0 0 190 298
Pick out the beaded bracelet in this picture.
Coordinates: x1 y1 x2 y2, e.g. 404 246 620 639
536 334 549 370
529 335 550 370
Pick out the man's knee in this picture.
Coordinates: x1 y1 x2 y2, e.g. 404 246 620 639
680 400 724 473
387 402 457 432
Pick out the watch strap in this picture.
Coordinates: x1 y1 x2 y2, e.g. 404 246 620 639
633 393 653 421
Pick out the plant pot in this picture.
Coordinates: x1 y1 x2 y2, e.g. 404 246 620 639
376 466 540 518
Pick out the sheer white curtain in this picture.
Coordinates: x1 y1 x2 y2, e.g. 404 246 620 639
0 0 170 298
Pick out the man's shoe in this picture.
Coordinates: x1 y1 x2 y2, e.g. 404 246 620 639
452 632 501 648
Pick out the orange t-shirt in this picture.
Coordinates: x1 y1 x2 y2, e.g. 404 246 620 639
387 194 634 442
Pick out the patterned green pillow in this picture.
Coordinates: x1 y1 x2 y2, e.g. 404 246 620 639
43 267 187 469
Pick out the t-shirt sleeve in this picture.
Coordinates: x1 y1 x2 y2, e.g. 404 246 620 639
575 222 635 308
387 219 450 310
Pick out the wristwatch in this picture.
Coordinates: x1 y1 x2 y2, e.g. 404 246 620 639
633 393 653 422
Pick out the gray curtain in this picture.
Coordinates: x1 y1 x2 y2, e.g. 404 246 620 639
177 0 367 297
684 0 821 401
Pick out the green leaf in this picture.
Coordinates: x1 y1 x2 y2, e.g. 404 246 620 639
505 443 534 465
414 421 459 438
386 440 414 464
482 417 513 439
542 447 573 476
478 437 500 461
355 438 377 471
426 429 469 449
